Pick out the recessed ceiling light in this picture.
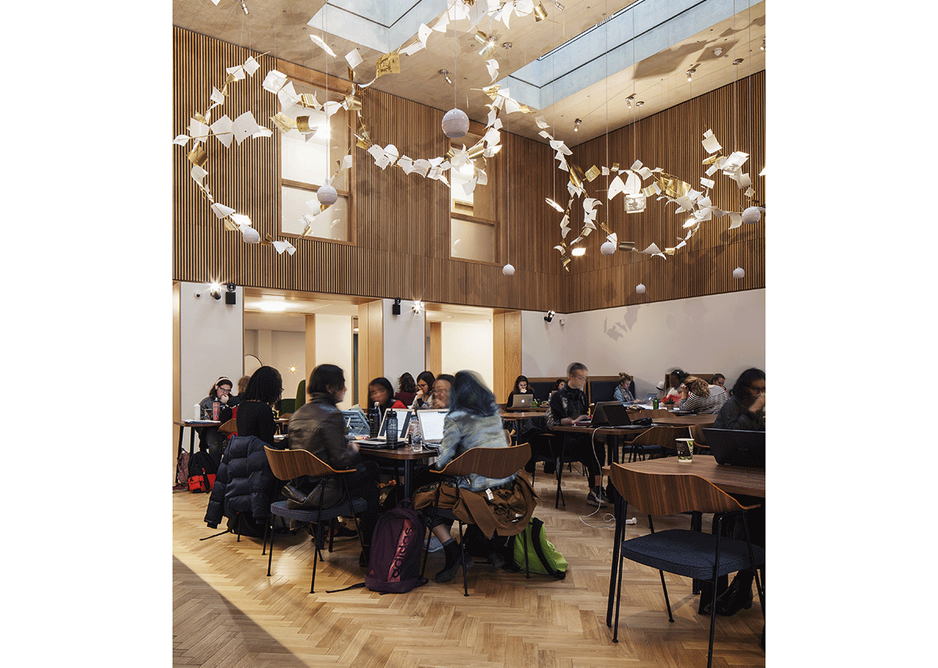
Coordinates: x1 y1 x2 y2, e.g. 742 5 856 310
502 42 512 49
259 300 287 312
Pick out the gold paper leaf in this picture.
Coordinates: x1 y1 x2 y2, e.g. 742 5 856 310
466 142 486 160
187 143 207 168
223 217 239 232
296 116 313 133
345 88 362 112
193 112 207 124
569 164 586 189
611 163 620 172
375 51 400 79
702 153 723 166
347 66 355 82
269 112 296 134
618 241 636 252
664 247 676 255
481 85 500 100
534 3 548 21
585 165 601 182
299 93 320 108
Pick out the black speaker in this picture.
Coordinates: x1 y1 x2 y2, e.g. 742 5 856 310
391 303 401 315
225 292 237 305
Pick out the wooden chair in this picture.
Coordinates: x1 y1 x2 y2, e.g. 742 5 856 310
607 464 765 668
423 443 532 596
263 447 368 593
623 426 689 462
218 418 238 437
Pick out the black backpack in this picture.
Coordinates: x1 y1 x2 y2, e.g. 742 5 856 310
365 498 428 593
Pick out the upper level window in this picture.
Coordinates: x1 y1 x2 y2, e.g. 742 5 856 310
280 80 351 242
449 134 497 263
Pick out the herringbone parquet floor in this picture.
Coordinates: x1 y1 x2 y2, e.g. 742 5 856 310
173 467 765 667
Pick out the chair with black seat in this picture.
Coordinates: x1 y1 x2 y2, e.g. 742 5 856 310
623 425 688 462
422 442 533 596
607 463 765 668
262 446 368 593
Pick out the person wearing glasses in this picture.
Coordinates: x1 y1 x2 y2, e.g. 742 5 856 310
411 371 436 409
713 368 765 431
705 367 765 619
197 376 235 465
549 362 608 507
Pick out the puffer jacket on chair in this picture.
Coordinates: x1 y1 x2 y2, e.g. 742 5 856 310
204 435 278 528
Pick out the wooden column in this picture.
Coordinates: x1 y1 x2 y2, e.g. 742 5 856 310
493 311 522 403
304 314 316 383
429 321 442 376
357 300 384 407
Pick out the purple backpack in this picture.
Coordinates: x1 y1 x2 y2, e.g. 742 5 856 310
365 498 428 593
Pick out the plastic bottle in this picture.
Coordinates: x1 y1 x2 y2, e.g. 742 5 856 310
409 412 422 452
386 410 398 447
212 398 220 421
370 402 380 437
653 397 659 410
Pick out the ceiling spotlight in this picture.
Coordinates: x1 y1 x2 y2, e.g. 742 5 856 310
713 47 723 56
554 1 565 10
439 69 452 85
761 38 765 51
574 118 582 132
571 246 586 256
209 282 222 300
412 301 424 314
686 67 697 82
241 1 248 15
635 100 644 107
625 93 635 108
733 58 744 66
544 310 555 323
502 42 513 49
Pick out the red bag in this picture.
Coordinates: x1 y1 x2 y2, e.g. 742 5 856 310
188 474 216 493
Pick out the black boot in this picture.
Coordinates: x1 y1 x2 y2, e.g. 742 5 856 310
435 539 473 583
716 570 754 616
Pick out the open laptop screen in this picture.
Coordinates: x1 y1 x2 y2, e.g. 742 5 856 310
417 409 447 442
378 408 412 440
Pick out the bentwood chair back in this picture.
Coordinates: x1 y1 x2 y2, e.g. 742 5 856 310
607 464 765 668
624 425 688 461
263 447 367 593
425 443 533 596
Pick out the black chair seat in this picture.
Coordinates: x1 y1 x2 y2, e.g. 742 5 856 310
269 498 368 523
621 529 765 581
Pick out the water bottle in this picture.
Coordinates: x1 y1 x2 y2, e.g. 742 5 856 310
370 402 380 437
212 398 220 421
409 412 422 452
653 397 659 410
386 410 398 447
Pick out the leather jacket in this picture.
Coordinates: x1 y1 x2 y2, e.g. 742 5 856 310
288 393 360 470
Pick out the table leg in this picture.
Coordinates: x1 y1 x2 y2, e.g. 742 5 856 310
606 489 624 627
403 460 413 499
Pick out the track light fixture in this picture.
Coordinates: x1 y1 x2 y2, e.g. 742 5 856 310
241 1 248 15
686 67 697 82
544 310 555 323
439 69 452 85
574 118 582 132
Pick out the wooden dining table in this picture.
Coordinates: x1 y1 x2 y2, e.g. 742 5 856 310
552 424 651 464
357 445 437 499
603 456 765 626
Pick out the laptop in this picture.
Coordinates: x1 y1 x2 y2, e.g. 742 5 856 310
507 394 533 410
584 402 646 429
341 408 371 438
703 428 765 469
357 408 412 449
416 408 447 449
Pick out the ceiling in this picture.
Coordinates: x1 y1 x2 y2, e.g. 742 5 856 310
173 0 765 146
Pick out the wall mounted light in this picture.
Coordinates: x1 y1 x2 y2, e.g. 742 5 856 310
209 282 222 300
225 283 237 305
544 310 555 323
412 301 424 314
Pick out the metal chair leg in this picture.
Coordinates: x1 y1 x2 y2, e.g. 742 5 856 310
267 515 275 576
458 521 469 597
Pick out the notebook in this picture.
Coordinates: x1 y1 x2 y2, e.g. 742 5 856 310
357 408 412 449
702 428 765 469
507 394 533 410
417 408 447 446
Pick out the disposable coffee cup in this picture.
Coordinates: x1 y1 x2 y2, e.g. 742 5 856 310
676 438 694 463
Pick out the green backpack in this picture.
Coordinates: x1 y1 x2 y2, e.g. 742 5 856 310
510 517 567 579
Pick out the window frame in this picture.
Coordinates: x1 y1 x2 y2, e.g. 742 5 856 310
448 131 500 266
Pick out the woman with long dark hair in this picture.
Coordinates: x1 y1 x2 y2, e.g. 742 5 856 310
368 377 406 412
713 368 765 430
506 374 532 406
411 370 436 409
427 370 515 583
395 372 418 407
236 366 283 447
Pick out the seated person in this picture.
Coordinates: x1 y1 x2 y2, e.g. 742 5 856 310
236 366 282 447
707 367 765 617
549 362 608 507
426 370 516 583
368 376 406 413
395 372 418 408
710 373 726 392
678 376 728 414
429 374 455 409
228 375 251 409
197 376 235 465
506 375 533 407
411 371 435 409
613 372 635 404
289 364 381 567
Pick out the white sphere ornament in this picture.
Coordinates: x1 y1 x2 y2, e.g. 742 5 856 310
733 267 745 279
635 283 646 294
601 240 616 255
742 206 761 224
317 183 338 206
442 108 470 139
502 263 515 276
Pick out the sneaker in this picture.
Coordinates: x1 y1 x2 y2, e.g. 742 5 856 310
426 534 444 553
586 489 608 507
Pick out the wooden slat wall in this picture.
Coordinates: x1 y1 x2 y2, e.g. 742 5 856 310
173 28 764 315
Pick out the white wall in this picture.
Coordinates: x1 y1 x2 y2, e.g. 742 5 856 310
179 281 243 419
315 314 354 409
243 312 306 403
382 298 426 392
522 289 765 398
441 321 495 392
